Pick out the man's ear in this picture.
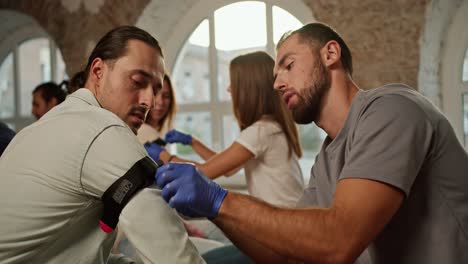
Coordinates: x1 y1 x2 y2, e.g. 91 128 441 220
89 57 106 86
320 40 341 68
48 97 58 108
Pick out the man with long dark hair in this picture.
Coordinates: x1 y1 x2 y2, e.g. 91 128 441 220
0 26 203 263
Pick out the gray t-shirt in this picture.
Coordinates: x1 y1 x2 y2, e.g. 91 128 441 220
298 84 468 264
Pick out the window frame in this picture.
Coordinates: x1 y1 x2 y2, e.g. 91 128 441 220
169 1 315 186
170 0 314 151
0 36 64 131
441 0 468 148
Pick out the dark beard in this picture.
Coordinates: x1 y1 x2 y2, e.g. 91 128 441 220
291 59 331 124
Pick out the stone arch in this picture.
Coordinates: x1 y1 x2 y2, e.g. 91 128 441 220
418 0 463 108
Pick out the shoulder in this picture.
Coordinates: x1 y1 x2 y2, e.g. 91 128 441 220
356 84 433 124
242 119 281 134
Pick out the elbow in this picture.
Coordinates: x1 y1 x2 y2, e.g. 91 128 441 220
197 164 220 179
325 251 357 264
224 170 236 177
319 242 362 264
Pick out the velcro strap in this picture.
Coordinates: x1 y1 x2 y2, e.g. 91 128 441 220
99 157 164 233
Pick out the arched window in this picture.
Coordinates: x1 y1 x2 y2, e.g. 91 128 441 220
441 0 468 149
172 1 324 182
0 37 66 131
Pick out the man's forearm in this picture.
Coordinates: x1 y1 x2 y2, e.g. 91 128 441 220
213 217 290 263
216 192 348 263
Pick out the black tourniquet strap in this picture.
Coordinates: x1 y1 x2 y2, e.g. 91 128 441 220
99 157 164 233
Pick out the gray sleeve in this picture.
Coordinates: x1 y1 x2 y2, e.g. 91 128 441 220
296 163 319 208
83 126 205 263
119 188 205 264
81 125 148 197
340 94 434 196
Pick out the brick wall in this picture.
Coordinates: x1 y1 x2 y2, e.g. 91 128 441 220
0 0 454 99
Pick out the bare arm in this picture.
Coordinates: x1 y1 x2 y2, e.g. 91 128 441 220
190 137 217 161
159 142 253 180
214 178 404 263
213 216 301 263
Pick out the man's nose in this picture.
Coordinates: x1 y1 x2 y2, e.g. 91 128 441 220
140 86 154 108
274 74 286 91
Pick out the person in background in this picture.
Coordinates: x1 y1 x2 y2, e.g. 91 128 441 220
0 122 15 157
137 73 177 144
31 81 67 119
148 51 304 208
154 22 468 263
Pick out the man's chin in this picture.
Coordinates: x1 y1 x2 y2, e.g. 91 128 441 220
292 107 315 125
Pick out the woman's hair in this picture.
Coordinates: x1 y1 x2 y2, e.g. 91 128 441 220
33 81 67 104
73 25 163 88
153 73 177 132
229 51 302 158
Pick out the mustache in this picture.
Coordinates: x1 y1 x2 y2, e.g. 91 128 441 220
129 105 150 119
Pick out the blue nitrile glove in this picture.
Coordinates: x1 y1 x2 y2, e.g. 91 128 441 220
144 142 165 161
165 129 192 145
155 163 228 219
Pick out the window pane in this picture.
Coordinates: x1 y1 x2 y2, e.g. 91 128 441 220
464 94 468 147
222 114 244 177
55 48 68 83
273 5 303 44
222 114 240 148
18 38 51 116
214 2 266 51
463 48 468 82
173 112 212 161
0 53 15 119
5 123 15 131
215 1 267 101
174 19 210 103
298 123 326 183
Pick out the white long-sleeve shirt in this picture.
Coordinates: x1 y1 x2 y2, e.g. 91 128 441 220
0 89 204 264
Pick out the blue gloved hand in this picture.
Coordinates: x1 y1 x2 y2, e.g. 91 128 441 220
144 142 165 161
155 163 228 219
165 129 192 145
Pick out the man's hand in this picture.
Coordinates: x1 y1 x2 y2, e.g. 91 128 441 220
165 129 192 145
155 163 227 219
144 142 165 161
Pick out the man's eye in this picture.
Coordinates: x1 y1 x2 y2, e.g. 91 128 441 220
133 79 143 86
133 78 149 88
286 62 294 70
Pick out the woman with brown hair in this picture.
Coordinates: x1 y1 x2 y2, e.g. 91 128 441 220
155 51 304 207
137 73 177 144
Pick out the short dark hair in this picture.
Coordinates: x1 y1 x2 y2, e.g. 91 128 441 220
277 23 353 76
33 81 67 104
77 25 164 87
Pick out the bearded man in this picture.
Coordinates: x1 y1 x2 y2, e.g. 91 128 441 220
153 23 468 264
